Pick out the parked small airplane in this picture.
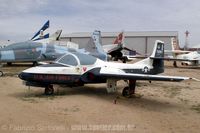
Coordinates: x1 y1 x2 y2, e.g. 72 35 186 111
102 32 139 63
166 38 200 67
18 40 197 96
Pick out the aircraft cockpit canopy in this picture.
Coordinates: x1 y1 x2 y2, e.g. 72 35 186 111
56 52 97 66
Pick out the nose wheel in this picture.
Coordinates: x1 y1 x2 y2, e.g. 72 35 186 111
122 80 136 97
44 85 54 95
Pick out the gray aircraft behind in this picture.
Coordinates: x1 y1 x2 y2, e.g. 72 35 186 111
0 22 107 76
0 21 62 66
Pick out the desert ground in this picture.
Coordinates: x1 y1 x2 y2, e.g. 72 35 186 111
0 61 200 133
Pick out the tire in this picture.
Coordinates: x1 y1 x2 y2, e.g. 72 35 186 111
0 71 3 77
7 62 12 66
33 62 38 66
122 87 130 97
44 85 54 95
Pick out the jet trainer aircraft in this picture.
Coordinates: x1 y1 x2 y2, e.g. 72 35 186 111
166 38 200 67
19 40 197 96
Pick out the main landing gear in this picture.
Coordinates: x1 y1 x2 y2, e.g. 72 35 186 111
44 85 54 95
0 64 3 77
173 61 177 67
122 80 136 98
0 71 3 77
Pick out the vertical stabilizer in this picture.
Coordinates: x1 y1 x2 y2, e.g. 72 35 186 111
113 32 124 45
135 40 164 74
171 37 180 51
85 30 107 61
49 30 62 41
31 20 50 41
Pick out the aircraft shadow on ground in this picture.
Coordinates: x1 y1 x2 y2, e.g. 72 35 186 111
9 85 181 111
166 65 200 69
2 63 34 67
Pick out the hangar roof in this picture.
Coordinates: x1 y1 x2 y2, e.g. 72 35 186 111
61 31 178 38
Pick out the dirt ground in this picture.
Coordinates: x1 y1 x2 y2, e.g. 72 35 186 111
0 62 200 133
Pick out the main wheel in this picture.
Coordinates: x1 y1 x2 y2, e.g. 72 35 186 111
44 85 54 95
122 57 127 63
7 62 12 66
122 87 130 97
0 71 3 77
33 61 38 66
173 61 177 67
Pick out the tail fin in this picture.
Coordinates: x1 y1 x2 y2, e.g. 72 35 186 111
85 30 107 61
150 40 164 58
49 30 62 41
171 37 180 51
31 20 50 41
113 32 124 44
135 40 164 74
150 40 165 74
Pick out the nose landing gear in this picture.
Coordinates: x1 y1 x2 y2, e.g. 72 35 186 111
44 85 54 95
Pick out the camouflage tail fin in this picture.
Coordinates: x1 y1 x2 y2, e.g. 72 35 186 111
85 30 107 61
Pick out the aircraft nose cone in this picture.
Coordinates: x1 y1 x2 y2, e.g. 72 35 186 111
18 72 24 80
18 72 28 80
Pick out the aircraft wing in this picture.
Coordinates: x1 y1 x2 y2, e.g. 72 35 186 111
162 57 199 62
123 46 141 55
98 67 198 82
107 44 123 54
165 50 191 54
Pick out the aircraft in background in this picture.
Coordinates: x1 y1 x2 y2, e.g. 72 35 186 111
0 21 64 65
18 40 197 96
0 29 107 76
165 38 200 67
102 32 139 63
31 20 50 41
30 20 62 44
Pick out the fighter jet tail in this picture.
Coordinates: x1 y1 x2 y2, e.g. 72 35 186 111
30 20 62 43
31 20 50 41
85 30 107 61
113 31 124 44
171 37 180 51
49 30 62 41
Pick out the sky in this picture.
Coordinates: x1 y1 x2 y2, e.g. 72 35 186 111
0 0 200 47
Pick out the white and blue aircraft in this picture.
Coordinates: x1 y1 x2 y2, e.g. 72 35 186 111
19 40 197 96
